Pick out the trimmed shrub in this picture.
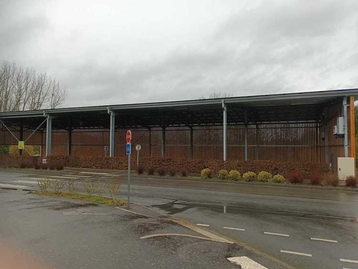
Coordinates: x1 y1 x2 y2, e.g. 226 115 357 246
309 173 323 185
201 168 212 179
228 170 241 181
218 170 229 180
346 176 357 187
169 169 176 177
269 174 286 184
157 168 167 176
56 164 64 170
323 174 339 187
137 166 145 175
242 171 257 182
258 171 272 182
288 171 305 184
147 167 155 175
41 165 48 170
181 170 188 177
19 162 27 169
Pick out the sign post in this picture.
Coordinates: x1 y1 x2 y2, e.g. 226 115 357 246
136 144 141 167
126 130 132 208
104 145 109 157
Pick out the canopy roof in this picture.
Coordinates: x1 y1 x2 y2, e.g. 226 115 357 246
0 88 357 130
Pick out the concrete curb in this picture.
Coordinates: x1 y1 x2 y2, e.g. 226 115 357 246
1 167 357 193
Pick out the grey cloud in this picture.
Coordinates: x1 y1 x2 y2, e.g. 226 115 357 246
0 1 50 59
1 0 357 108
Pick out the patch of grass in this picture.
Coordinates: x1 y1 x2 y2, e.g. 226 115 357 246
32 191 127 207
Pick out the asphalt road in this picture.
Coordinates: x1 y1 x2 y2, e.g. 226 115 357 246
1 168 358 269
0 169 286 269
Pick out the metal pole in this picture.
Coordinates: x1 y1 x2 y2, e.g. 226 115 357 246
137 148 139 167
45 115 52 157
343 97 348 157
19 119 23 155
109 110 115 157
127 153 131 208
222 101 227 161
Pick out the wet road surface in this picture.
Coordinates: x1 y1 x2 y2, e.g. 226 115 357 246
1 168 358 269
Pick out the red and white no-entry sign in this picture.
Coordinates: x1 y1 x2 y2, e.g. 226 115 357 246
126 130 132 143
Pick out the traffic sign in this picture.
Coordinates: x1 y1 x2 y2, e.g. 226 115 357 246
18 141 25 150
126 142 131 155
126 130 132 143
104 146 109 152
136 144 141 151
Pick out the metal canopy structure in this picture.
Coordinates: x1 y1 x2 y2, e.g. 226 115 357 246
0 88 357 161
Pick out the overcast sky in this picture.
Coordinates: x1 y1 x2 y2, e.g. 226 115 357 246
1 0 357 107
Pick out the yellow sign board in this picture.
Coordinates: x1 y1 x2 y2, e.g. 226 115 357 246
18 141 25 150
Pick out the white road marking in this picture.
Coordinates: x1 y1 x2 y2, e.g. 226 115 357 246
48 176 78 179
227 256 268 269
196 223 209 227
280 250 312 257
140 233 229 243
28 177 56 181
264 232 289 237
0 183 31 189
14 180 38 185
310 237 338 243
80 172 111 176
340 259 358 264
223 226 246 232
64 175 91 178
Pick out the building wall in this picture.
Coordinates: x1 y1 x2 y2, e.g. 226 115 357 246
0 123 333 163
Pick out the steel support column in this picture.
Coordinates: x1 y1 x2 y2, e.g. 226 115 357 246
148 128 152 157
40 130 43 157
244 110 248 161
222 101 227 161
255 124 259 160
350 96 356 160
68 117 72 156
343 97 348 157
109 110 116 157
190 126 194 159
45 115 52 157
19 119 23 155
324 108 329 163
161 127 166 157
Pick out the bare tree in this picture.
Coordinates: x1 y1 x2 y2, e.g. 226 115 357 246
0 61 67 112
200 92 234 99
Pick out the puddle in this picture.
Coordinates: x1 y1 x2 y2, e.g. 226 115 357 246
53 201 97 210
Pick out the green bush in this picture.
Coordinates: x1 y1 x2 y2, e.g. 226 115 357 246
258 171 272 182
201 168 212 179
218 170 229 180
242 171 257 182
228 170 241 181
269 174 286 184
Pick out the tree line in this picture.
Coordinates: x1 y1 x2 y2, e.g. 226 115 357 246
0 61 67 112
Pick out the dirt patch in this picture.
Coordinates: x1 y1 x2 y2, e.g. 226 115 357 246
52 201 97 210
